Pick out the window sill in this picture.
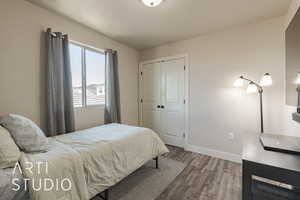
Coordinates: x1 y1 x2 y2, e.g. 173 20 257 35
74 104 105 111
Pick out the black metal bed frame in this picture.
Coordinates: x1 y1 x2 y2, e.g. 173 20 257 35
97 189 109 200
97 157 159 200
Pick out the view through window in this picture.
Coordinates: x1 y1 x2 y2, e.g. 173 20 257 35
69 43 105 107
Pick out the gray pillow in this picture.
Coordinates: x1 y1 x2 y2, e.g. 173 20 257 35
0 114 48 153
0 126 21 169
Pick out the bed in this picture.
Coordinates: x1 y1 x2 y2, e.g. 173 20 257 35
0 167 29 200
1 123 169 200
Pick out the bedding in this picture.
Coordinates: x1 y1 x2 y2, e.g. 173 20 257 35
0 126 21 169
0 114 49 153
16 123 168 200
0 168 29 200
55 123 169 198
20 139 89 200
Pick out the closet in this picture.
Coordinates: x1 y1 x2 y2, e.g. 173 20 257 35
139 57 187 147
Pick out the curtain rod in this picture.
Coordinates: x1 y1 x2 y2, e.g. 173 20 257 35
51 33 67 38
47 28 67 38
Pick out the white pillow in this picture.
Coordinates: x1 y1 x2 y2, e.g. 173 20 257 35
0 114 48 153
0 126 21 169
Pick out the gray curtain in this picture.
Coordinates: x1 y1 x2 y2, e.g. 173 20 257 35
45 28 75 136
105 49 121 124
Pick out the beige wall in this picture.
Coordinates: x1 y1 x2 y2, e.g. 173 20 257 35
285 0 300 30
1 0 300 158
0 0 139 131
141 17 286 156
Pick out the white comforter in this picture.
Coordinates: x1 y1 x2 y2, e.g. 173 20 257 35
20 124 169 200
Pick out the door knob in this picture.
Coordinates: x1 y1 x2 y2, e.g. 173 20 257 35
157 105 161 108
161 105 165 109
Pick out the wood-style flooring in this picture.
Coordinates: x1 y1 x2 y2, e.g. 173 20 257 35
158 145 242 200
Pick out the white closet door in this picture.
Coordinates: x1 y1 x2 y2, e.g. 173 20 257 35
160 58 185 147
141 62 162 134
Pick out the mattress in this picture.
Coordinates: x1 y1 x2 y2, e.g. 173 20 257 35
54 123 169 198
1 124 168 200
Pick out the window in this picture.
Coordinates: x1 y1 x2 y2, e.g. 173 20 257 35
69 43 105 108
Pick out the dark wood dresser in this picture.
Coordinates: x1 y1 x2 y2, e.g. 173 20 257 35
242 133 300 200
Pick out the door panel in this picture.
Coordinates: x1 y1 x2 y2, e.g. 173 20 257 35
140 58 185 147
142 110 161 134
161 58 185 147
141 62 161 134
166 69 180 103
163 111 180 136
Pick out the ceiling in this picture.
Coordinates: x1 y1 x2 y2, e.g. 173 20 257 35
28 0 291 50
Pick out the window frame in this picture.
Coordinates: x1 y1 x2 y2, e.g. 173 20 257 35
69 41 106 109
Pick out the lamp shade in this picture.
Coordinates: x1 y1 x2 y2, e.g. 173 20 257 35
260 73 272 86
247 82 258 94
141 0 163 7
234 76 244 87
296 72 300 84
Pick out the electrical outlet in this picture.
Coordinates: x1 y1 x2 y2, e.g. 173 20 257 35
228 132 235 140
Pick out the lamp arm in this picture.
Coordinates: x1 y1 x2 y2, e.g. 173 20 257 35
240 76 263 92
240 76 264 133
297 86 300 113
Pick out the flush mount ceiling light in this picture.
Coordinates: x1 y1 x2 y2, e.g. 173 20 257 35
141 0 163 7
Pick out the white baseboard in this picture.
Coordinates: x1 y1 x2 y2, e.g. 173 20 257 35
185 144 242 164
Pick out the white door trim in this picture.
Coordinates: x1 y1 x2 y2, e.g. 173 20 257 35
139 54 190 150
